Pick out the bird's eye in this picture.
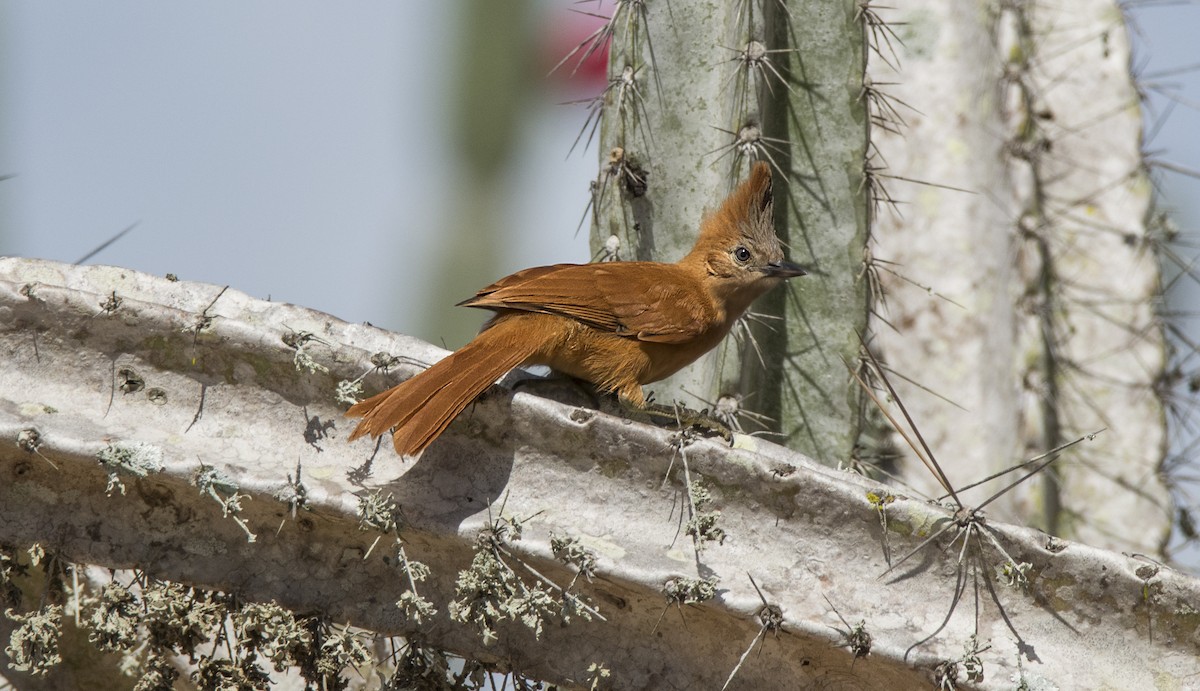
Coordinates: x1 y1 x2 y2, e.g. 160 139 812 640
733 246 752 263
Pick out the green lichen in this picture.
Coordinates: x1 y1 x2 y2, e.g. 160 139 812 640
4 604 63 676
684 481 726 548
357 490 403 535
596 456 631 478
233 602 314 673
395 545 436 626
451 515 596 645
96 441 164 496
194 465 256 542
551 534 598 580
87 582 139 652
663 576 718 605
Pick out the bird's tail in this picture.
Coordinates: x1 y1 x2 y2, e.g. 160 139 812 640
346 320 537 456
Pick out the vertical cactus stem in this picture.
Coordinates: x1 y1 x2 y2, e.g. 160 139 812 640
590 2 659 262
586 0 869 462
861 0 1169 554
749 0 869 464
1003 1 1169 551
866 0 1024 510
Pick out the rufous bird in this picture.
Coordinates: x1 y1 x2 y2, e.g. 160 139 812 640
347 162 806 456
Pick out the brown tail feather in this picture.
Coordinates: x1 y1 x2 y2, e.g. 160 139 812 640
346 325 536 456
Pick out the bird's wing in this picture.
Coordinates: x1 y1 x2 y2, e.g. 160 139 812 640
458 262 715 344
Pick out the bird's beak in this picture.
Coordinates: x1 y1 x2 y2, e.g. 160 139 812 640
764 261 808 278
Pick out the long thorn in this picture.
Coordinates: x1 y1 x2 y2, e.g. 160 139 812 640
859 337 961 507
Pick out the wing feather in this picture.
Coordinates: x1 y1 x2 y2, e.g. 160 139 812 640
458 263 714 344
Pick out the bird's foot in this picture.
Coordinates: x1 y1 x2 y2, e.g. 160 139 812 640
627 400 735 444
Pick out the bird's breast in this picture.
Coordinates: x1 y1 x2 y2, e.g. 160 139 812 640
531 317 728 387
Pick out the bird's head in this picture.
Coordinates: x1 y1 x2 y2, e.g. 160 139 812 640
685 162 807 313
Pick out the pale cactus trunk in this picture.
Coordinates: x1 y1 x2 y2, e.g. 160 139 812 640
868 0 1170 553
